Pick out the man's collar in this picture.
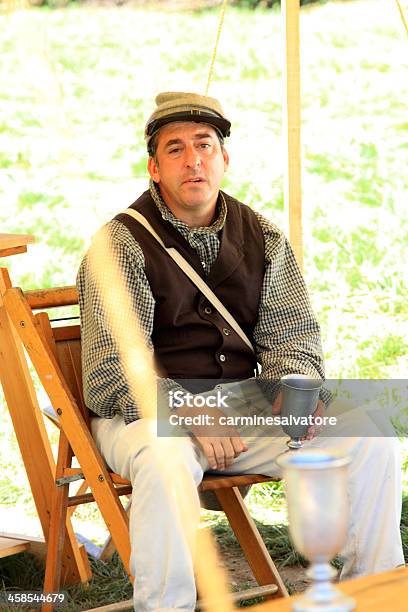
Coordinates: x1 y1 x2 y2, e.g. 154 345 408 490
149 179 227 233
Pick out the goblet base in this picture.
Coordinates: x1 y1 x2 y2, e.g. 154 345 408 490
292 563 355 612
287 437 303 449
292 590 355 612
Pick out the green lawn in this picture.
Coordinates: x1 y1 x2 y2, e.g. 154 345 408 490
0 0 407 605
0 0 406 377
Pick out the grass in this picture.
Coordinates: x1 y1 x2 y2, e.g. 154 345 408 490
2 492 408 609
0 0 407 606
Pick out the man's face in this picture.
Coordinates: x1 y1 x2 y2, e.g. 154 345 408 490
147 122 229 224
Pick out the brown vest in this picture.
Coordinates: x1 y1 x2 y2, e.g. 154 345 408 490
114 190 264 390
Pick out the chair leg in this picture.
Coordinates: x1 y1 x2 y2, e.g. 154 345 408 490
42 433 73 612
214 486 288 599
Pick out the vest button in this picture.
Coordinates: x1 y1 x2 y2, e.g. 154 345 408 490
223 328 230 336
219 354 226 362
204 307 212 315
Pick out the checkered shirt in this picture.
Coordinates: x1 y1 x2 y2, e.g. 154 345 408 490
77 180 329 424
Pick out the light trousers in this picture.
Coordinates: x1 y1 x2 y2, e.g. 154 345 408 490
91 387 405 612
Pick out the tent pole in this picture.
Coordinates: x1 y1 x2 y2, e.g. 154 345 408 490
282 0 303 270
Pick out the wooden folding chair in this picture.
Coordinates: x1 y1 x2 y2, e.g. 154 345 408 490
2 277 288 607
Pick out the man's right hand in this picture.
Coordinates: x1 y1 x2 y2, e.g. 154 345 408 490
194 433 248 471
177 405 248 470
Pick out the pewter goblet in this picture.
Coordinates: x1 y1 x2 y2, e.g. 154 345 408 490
280 374 323 449
277 449 355 612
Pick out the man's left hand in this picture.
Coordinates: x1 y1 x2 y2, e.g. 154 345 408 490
272 393 325 441
303 399 325 441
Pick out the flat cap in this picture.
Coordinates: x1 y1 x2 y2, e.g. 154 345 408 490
145 91 231 152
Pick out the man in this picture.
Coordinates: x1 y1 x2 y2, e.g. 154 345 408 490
77 92 404 611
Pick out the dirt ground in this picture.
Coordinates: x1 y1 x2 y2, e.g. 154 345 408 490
218 544 310 596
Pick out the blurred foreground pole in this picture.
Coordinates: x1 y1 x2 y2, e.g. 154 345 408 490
282 0 303 271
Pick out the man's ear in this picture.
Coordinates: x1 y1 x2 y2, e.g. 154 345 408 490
148 156 160 183
222 147 229 171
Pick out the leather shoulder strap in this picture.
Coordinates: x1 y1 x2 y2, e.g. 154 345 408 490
121 208 255 354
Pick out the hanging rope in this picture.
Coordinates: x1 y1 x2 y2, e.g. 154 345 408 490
205 0 229 96
394 0 408 36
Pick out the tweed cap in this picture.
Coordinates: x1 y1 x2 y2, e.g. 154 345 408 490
145 91 231 152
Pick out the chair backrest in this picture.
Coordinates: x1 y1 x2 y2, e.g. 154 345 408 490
52 325 84 415
42 318 90 427
26 286 90 426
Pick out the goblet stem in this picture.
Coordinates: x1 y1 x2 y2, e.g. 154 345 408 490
307 561 337 585
293 561 355 611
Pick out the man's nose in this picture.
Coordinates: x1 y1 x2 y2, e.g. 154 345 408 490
184 147 201 168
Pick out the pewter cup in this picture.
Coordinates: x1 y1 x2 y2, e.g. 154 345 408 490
280 374 323 449
277 449 355 612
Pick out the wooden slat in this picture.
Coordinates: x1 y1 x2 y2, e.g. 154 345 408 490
55 337 88 423
37 312 58 359
198 584 279 609
53 325 81 341
0 533 47 560
0 537 29 558
63 467 84 478
85 598 134 612
0 233 35 253
67 485 133 508
200 474 276 492
110 473 131 485
0 531 43 542
26 286 78 310
0 246 28 258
